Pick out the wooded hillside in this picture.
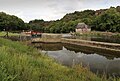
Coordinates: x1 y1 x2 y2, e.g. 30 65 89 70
29 6 120 33
0 6 120 33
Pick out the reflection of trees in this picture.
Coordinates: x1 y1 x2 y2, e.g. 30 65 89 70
63 43 95 54
32 42 120 59
91 36 120 44
32 42 120 76
63 43 120 60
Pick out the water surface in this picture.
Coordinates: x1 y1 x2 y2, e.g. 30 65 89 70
34 43 120 77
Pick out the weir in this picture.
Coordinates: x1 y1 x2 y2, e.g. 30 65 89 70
31 33 120 55
32 33 62 43
62 38 120 56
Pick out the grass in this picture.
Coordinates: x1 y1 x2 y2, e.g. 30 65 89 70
0 31 20 36
0 38 119 81
75 31 120 38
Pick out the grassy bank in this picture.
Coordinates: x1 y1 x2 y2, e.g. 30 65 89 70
0 38 119 81
75 31 120 38
0 31 20 36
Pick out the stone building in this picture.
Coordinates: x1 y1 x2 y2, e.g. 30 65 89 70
75 23 91 33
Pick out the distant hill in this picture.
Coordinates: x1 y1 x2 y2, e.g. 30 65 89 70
0 6 119 33
29 6 120 33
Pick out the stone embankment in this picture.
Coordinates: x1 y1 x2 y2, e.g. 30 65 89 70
62 38 120 55
32 33 62 43
31 33 120 55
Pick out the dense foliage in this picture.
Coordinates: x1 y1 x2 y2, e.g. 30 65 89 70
92 7 120 32
29 6 120 33
29 19 51 32
29 10 95 33
0 12 28 31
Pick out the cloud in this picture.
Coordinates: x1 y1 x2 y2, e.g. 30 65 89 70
0 0 119 22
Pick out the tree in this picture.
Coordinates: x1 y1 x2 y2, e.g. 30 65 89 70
0 12 25 37
27 6 120 33
116 6 120 12
92 7 120 32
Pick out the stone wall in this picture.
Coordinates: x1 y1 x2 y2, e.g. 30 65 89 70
76 28 91 33
32 33 62 43
62 38 120 54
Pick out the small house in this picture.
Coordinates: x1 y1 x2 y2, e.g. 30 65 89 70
75 23 91 33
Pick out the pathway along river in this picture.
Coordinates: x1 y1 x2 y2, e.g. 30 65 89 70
33 42 120 77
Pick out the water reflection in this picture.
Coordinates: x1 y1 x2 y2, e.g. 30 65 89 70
34 43 120 77
69 36 120 44
33 43 62 51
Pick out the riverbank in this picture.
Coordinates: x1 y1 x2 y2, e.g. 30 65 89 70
62 38 120 56
75 31 120 37
0 31 20 36
0 38 115 81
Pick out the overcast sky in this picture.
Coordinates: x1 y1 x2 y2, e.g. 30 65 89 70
0 0 120 22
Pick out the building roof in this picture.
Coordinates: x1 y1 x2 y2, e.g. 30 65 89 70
76 23 88 29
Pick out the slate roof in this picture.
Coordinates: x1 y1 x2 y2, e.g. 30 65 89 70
76 23 90 29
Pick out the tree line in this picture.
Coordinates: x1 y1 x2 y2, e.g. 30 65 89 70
29 6 120 33
0 6 120 33
0 12 29 32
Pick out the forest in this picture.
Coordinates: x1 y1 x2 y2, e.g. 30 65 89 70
0 6 120 33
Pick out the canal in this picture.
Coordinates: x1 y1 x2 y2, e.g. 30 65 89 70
33 42 120 77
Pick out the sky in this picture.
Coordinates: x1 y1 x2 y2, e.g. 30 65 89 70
0 0 120 22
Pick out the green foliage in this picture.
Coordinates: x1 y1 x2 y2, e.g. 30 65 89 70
91 7 120 32
0 12 28 31
29 19 52 32
28 10 95 33
62 10 95 22
0 38 116 81
46 21 76 33
0 31 19 36
116 6 120 12
29 6 120 33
